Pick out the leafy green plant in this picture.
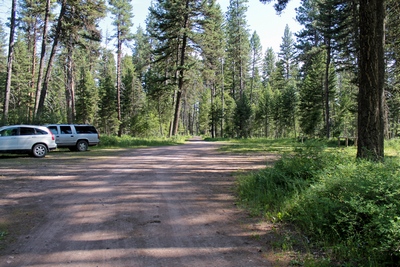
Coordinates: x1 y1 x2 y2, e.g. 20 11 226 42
236 138 400 266
289 158 400 265
0 231 7 240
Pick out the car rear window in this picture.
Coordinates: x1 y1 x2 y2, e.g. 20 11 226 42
75 126 97 134
35 128 49 135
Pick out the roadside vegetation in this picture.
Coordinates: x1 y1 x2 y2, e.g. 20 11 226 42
96 135 187 149
222 138 400 266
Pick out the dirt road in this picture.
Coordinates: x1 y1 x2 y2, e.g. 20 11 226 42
0 139 277 267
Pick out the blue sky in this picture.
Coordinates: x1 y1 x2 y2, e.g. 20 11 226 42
117 0 303 53
1 0 302 54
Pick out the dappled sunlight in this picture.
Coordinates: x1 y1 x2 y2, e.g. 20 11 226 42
0 141 273 266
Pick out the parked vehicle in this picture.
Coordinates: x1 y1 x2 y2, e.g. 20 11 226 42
0 125 57 158
46 124 100 152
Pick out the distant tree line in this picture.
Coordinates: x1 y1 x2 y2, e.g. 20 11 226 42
0 0 398 160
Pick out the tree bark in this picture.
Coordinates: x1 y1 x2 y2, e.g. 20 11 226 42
34 0 51 122
172 0 190 136
117 30 122 137
357 0 385 160
37 0 66 122
2 0 16 124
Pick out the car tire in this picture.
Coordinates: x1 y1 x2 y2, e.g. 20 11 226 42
76 140 89 152
32 144 47 158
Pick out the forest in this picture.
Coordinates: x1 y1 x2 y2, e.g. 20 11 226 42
0 0 398 159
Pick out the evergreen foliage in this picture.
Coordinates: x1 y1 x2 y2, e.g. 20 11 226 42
0 0 396 154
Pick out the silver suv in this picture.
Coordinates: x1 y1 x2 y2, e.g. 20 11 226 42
46 124 100 152
0 125 57 158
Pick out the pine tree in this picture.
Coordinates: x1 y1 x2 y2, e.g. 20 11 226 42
121 55 148 136
75 57 98 124
200 0 225 138
3 0 17 124
132 25 151 84
109 0 134 136
225 0 250 101
255 83 273 137
225 0 251 137
97 49 119 135
249 31 263 103
278 24 296 80
149 0 206 136
357 0 385 160
9 31 33 124
298 47 325 136
0 22 7 107
386 0 400 138
261 48 276 87
260 0 386 161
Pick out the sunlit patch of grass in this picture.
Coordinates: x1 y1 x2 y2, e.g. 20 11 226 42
215 138 300 154
98 135 187 148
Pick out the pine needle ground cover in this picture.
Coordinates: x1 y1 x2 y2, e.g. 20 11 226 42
233 138 400 266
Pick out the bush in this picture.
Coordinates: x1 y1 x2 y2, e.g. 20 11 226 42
237 141 343 216
237 140 400 266
289 158 400 265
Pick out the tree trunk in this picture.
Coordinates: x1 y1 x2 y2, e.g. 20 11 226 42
324 39 331 139
37 0 66 122
34 0 51 122
357 0 385 161
2 0 16 124
65 44 75 124
172 0 190 136
117 36 122 137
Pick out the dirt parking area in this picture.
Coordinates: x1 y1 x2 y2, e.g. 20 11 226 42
0 139 285 267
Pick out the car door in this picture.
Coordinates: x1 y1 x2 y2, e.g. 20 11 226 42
0 126 19 150
18 127 38 149
57 125 76 146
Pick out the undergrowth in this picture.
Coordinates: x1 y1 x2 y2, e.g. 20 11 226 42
237 139 400 266
97 135 187 148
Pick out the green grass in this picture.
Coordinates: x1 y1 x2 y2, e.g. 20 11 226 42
96 134 187 149
205 137 302 154
233 138 400 266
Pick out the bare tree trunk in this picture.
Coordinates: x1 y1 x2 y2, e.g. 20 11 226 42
34 0 51 122
65 44 75 124
2 0 16 124
171 0 190 136
37 0 66 122
324 39 331 139
116 32 122 137
28 15 38 123
357 0 385 160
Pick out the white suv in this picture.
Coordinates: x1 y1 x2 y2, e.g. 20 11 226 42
0 125 57 158
46 124 100 152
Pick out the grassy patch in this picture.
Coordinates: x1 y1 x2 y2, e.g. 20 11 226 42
235 138 400 266
207 138 301 154
97 135 187 149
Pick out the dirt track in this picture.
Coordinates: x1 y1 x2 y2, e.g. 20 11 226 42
0 139 278 267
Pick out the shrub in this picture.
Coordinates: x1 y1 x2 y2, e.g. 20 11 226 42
237 141 342 216
288 158 400 265
237 139 400 265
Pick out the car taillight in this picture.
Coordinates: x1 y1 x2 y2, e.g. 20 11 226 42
51 133 55 140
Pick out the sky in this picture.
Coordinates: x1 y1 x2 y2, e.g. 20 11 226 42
114 0 303 53
0 0 303 54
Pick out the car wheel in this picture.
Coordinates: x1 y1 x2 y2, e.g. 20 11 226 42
32 144 47 158
76 140 88 152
